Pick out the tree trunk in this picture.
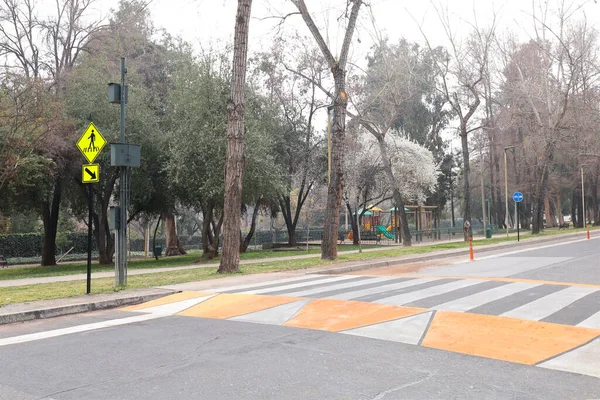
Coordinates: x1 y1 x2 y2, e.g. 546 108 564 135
557 195 564 226
240 203 260 252
346 202 359 245
218 0 252 273
280 195 298 246
493 151 505 229
163 210 187 256
571 189 579 228
41 178 62 266
592 165 599 225
292 0 361 260
460 130 472 240
576 186 584 228
94 203 114 265
545 196 556 228
321 71 347 260
202 206 221 260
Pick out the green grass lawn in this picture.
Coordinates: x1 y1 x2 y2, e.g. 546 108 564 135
0 257 331 306
0 227 595 306
0 244 381 281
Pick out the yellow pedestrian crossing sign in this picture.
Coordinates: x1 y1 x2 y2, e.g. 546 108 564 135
82 164 100 183
77 122 106 163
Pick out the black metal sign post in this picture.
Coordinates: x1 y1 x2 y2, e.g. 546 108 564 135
87 184 93 294
517 202 520 242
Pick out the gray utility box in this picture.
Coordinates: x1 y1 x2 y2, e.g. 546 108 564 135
111 143 141 167
109 206 121 230
108 83 128 104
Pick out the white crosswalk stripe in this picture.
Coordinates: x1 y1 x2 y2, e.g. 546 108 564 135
430 282 540 312
209 275 330 292
243 276 359 295
207 273 600 327
577 310 600 329
374 279 482 306
501 286 598 321
281 277 390 297
326 278 439 300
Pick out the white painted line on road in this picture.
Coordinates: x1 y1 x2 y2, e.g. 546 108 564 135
538 338 600 378
501 286 598 321
342 311 434 345
0 296 215 347
375 279 481 306
207 275 328 293
139 294 216 315
327 278 438 301
474 237 600 261
245 276 358 295
577 310 600 329
282 277 390 297
0 313 165 347
431 282 540 312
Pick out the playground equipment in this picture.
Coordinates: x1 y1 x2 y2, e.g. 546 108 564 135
375 225 395 239
347 204 440 243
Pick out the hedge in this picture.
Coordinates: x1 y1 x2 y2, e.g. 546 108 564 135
0 232 99 258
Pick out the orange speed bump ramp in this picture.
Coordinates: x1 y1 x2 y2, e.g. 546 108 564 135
421 311 600 365
283 298 426 332
177 293 300 320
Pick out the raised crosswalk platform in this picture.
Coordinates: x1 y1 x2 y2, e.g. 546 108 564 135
122 273 600 379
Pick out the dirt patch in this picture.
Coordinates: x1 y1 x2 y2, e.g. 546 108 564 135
346 257 465 276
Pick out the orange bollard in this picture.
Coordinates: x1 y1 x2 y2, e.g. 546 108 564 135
469 237 474 261
587 228 591 240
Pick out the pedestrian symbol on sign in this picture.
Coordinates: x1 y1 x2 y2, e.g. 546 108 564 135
87 129 97 152
76 122 106 163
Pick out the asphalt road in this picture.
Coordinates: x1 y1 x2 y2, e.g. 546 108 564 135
1 237 599 399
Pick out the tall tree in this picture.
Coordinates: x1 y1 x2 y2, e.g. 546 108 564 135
291 0 362 260
254 37 326 246
420 8 496 240
219 0 253 273
352 38 450 246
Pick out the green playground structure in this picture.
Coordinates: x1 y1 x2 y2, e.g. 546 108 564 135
375 225 395 240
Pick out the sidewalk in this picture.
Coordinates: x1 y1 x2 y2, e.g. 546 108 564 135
1 229 587 289
0 239 466 288
0 288 175 325
0 229 592 325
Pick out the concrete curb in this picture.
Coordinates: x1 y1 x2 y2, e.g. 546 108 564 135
0 291 177 326
314 231 591 275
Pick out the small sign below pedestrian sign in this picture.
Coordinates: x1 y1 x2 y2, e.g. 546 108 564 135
77 122 106 163
513 192 523 202
82 164 100 183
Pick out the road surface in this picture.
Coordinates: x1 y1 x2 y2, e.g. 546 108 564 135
1 237 599 399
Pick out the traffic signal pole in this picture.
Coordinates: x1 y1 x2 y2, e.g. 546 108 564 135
118 58 128 286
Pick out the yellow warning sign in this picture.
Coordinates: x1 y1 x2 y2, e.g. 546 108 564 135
82 164 100 183
77 122 106 163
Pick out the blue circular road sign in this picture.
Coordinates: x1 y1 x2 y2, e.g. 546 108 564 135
513 192 524 202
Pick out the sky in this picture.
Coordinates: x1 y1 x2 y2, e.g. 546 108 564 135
89 0 600 58
85 0 599 142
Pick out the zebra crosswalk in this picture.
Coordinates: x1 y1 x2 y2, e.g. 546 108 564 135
212 274 600 328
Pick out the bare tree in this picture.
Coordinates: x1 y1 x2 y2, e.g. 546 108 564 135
419 5 496 240
496 1 597 233
219 0 253 274
291 0 362 260
255 37 327 246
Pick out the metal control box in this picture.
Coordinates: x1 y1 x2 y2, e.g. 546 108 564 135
109 206 121 230
110 143 141 167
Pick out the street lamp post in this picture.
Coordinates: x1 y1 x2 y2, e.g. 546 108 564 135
480 147 486 237
504 146 515 237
